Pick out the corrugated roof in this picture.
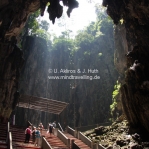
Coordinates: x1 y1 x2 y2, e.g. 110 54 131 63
17 94 69 115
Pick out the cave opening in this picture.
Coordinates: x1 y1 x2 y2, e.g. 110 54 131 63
1 0 149 148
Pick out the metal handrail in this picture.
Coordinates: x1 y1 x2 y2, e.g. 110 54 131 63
57 130 69 146
42 137 53 149
8 132 13 149
58 122 63 132
6 122 10 143
6 122 13 149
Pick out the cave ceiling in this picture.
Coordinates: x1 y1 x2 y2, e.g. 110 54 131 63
0 0 79 40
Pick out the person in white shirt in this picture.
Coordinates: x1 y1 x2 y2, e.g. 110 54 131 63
52 121 56 128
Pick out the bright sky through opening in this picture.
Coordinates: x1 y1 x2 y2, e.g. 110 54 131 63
41 0 103 36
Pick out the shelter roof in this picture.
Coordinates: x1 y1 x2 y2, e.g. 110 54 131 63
17 94 69 115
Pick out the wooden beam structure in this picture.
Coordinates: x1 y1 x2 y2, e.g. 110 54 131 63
17 94 69 115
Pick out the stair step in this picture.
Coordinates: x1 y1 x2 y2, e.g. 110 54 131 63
52 147 68 148
0 142 7 149
43 131 68 149
0 142 6 144
0 138 6 141
13 145 41 149
64 132 91 149
0 146 7 149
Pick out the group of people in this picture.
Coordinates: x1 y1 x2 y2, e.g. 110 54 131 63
24 122 44 146
24 121 57 146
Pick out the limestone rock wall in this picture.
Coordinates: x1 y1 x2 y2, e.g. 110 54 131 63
105 0 149 133
19 36 48 97
47 34 118 127
16 36 50 127
0 0 78 122
0 0 41 122
0 42 24 121
0 0 40 40
114 24 127 76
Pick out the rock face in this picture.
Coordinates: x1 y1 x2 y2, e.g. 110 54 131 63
48 38 118 127
0 0 78 122
19 36 48 97
0 0 40 40
104 0 149 133
15 34 118 128
84 120 149 148
0 0 41 122
16 36 50 127
0 42 24 121
114 24 127 76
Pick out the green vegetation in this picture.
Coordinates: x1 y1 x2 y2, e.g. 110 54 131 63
110 80 121 118
21 10 50 41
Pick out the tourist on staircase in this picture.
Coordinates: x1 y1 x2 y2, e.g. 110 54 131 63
38 122 44 135
52 121 56 128
49 122 53 136
32 126 36 143
34 127 41 147
24 125 32 143
52 121 56 135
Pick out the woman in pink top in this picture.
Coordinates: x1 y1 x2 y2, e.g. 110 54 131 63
24 126 32 143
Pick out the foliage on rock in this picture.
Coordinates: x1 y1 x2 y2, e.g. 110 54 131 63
110 80 121 120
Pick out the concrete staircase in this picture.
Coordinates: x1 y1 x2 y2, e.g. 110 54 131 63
0 141 7 149
42 129 91 149
10 125 41 149
0 123 7 149
41 124 93 149
42 130 69 149
10 125 26 143
64 132 91 149
0 122 41 149
0 122 92 149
